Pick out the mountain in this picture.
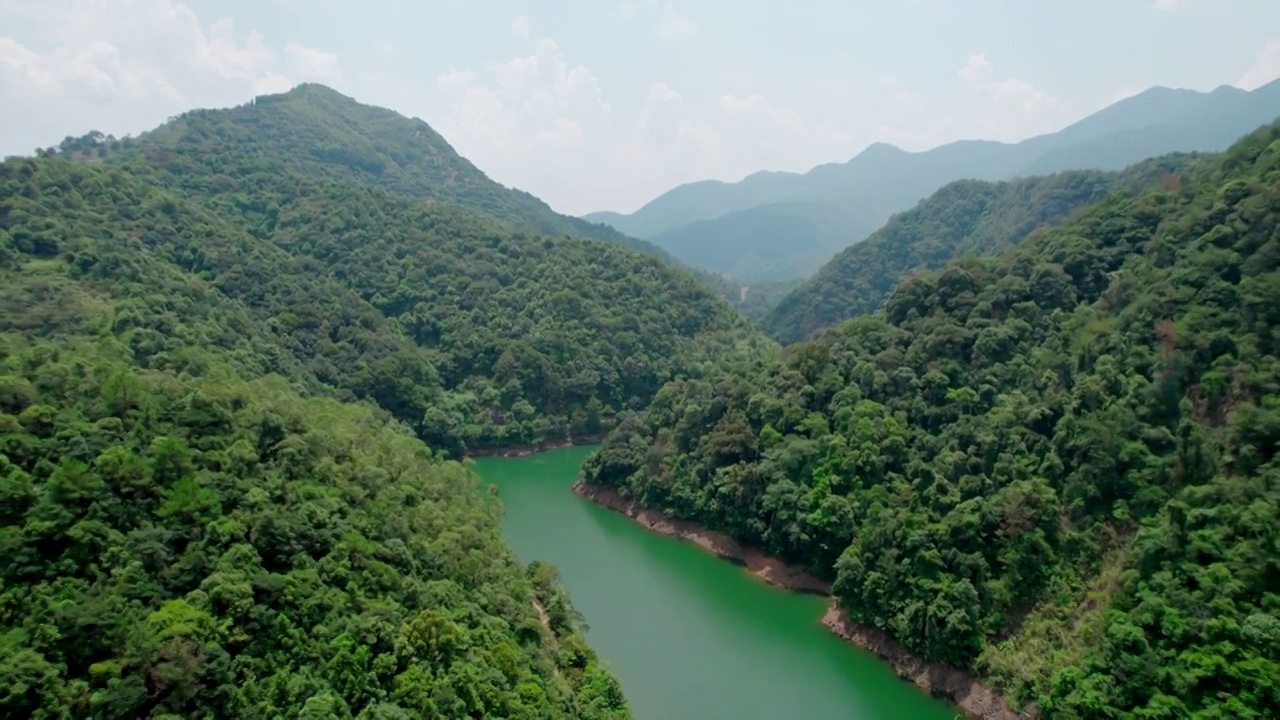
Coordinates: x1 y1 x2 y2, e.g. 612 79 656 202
28 86 771 458
648 200 857 282
763 153 1199 343
1 121 642 717
60 83 668 262
0 335 629 718
580 168 800 239
586 78 1280 281
579 122 1280 717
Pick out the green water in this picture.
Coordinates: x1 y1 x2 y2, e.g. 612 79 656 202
473 446 957 720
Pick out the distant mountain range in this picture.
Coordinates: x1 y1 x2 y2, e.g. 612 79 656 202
583 78 1280 282
760 153 1199 343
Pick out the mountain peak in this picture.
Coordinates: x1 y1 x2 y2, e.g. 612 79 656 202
262 81 347 100
856 141 907 159
127 86 662 255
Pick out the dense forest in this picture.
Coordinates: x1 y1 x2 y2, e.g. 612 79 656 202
764 156 1198 344
0 87 652 718
13 88 769 456
60 84 657 258
0 339 628 718
582 124 1280 717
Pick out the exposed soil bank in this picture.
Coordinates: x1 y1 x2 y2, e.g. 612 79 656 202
820 607 1035 720
465 433 607 458
572 479 1036 720
572 480 830 595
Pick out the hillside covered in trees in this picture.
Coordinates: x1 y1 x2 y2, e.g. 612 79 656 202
0 338 628 718
580 123 1280 717
763 155 1199 344
16 87 769 457
59 84 655 260
0 84 673 718
584 80 1280 283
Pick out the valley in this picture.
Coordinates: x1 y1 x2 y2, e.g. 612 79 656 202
3 6 1278 717
474 447 958 720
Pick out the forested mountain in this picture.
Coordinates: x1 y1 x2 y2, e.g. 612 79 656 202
0 81 784 717
764 154 1199 343
25 89 769 456
58 83 665 261
648 200 858 283
580 123 1280 717
1 157 636 715
0 340 629 718
586 78 1280 281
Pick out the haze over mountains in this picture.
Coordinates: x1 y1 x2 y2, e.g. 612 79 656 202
584 78 1280 282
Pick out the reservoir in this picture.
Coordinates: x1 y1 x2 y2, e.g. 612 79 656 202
473 445 957 720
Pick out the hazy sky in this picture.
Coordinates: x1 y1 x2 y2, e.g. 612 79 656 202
3 0 1279 215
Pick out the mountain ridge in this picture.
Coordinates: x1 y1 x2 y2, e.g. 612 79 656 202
585 78 1280 282
580 120 1280 718
762 152 1202 342
32 83 772 456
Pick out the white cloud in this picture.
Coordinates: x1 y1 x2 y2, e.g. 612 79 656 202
0 0 344 155
434 33 612 168
430 27 859 214
512 15 530 39
958 52 1073 140
1238 37 1280 90
719 93 806 133
284 43 340 83
437 68 475 93
879 72 921 105
656 3 696 42
646 81 680 104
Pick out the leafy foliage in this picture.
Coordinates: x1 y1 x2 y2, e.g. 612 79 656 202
588 81 1280 283
764 157 1196 344
129 84 663 259
0 85 648 718
0 335 629 718
8 101 767 455
582 125 1280 717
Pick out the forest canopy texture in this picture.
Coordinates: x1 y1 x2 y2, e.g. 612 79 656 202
0 86 679 718
763 155 1199 344
582 124 1280 717
10 85 768 457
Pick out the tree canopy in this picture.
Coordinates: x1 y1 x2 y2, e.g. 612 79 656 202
11 91 769 456
764 156 1197 344
582 123 1280 717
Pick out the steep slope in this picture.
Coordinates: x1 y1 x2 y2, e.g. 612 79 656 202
77 84 757 313
587 79 1280 280
649 200 857 282
581 169 800 239
6 149 768 457
0 187 628 716
578 123 1280 717
31 84 777 454
765 154 1198 343
62 83 665 261
0 345 629 719
1020 81 1280 175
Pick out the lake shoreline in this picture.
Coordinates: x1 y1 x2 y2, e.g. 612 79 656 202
572 479 1035 720
465 433 608 458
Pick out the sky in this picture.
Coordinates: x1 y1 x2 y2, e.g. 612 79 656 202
2 1 1279 216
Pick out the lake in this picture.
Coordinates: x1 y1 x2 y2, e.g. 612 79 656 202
473 445 957 720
